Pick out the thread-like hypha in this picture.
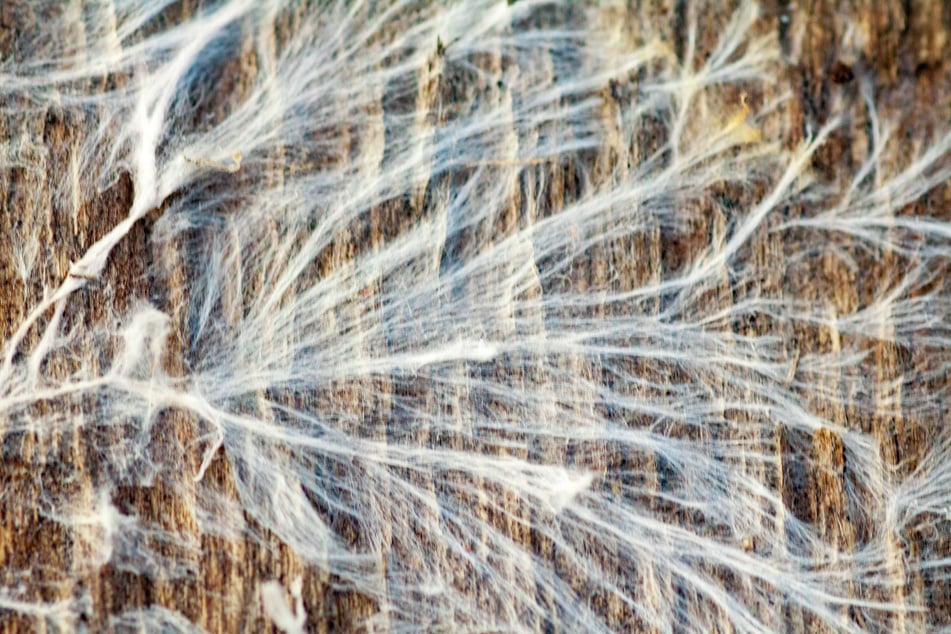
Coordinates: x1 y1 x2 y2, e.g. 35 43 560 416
1 1 949 632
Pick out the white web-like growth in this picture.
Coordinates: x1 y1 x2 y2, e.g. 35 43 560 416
1 1 950 632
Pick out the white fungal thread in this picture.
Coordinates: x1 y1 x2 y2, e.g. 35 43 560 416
261 577 306 634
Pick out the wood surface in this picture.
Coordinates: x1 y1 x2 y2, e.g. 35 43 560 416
0 1 949 632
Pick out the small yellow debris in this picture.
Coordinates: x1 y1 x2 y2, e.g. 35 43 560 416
183 151 243 173
725 92 762 144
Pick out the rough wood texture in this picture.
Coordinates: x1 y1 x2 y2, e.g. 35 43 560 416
0 1 949 632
